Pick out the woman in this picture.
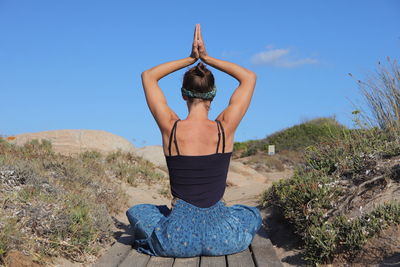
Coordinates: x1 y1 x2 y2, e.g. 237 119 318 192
126 24 261 257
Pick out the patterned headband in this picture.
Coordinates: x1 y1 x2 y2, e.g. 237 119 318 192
181 86 217 100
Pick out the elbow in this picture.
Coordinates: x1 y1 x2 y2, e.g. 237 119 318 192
141 70 150 80
141 70 156 83
239 70 256 85
238 70 257 85
141 69 158 82
247 70 257 81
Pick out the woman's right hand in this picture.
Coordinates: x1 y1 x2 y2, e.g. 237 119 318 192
190 25 200 60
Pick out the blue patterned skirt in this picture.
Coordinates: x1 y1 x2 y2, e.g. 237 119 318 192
125 198 262 257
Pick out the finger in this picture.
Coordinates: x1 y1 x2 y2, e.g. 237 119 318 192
193 24 197 42
196 24 200 41
198 24 203 41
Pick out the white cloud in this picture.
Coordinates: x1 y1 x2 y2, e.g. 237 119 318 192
221 50 241 59
251 46 318 68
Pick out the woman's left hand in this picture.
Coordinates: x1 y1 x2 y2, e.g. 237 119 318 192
190 24 200 60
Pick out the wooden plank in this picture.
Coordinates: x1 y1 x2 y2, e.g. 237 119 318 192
199 255 226 267
226 248 255 267
250 227 283 267
173 257 199 267
146 256 175 267
118 249 150 267
92 230 135 267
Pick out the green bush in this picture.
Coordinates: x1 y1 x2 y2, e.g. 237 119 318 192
233 117 347 158
233 140 264 157
305 127 399 179
233 141 248 152
264 169 400 264
303 202 400 263
105 150 164 186
304 221 338 263
261 123 400 264
262 170 341 235
66 197 101 253
265 117 348 153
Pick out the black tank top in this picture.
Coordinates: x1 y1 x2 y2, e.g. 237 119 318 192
165 119 232 208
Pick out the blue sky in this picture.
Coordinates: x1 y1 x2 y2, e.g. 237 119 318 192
1 0 399 147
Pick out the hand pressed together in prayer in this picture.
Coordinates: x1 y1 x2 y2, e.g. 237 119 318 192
190 24 208 61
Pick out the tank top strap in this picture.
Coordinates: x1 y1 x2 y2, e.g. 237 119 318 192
215 120 225 153
216 120 221 153
168 119 181 156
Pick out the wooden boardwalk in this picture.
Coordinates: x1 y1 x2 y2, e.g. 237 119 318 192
93 226 283 267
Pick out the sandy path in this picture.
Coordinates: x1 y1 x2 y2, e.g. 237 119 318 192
114 159 293 223
224 162 292 206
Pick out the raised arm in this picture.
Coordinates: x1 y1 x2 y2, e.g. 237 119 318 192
197 25 257 133
205 56 257 131
141 26 199 132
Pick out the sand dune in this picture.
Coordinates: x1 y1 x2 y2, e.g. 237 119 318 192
5 129 136 156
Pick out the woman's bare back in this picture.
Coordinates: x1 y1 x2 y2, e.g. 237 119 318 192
162 119 233 157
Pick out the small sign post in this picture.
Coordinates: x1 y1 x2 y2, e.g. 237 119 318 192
268 145 275 155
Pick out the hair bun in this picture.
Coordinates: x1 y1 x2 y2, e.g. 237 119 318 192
194 62 206 77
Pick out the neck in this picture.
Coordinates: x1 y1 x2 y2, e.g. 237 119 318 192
186 100 210 120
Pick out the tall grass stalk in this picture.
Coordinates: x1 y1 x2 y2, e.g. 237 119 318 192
352 58 400 139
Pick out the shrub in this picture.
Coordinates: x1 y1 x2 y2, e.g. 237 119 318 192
261 170 341 235
303 202 400 263
105 150 164 186
233 117 347 158
305 127 399 180
265 117 348 153
263 167 400 264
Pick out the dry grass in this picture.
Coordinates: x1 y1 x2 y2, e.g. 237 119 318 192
0 139 165 265
351 57 400 139
241 150 304 173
